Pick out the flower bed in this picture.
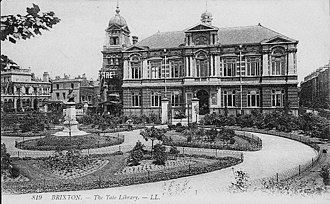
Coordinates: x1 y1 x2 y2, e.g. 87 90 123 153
2 155 241 194
16 134 124 151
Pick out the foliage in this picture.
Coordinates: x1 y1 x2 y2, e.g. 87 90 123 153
140 127 166 149
320 165 330 186
153 144 167 165
1 4 60 71
230 170 250 193
43 149 93 173
173 110 186 119
129 149 144 166
169 146 180 159
1 143 11 174
9 165 20 178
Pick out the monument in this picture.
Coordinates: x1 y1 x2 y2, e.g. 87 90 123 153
53 89 88 136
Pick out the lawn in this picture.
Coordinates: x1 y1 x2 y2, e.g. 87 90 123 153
17 134 124 151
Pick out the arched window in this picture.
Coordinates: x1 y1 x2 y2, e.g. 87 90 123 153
195 52 208 77
271 47 286 76
130 54 142 79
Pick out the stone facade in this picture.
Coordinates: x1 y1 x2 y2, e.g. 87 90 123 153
102 6 299 117
1 67 51 112
300 61 330 109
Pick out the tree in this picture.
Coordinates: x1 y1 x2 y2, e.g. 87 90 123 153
1 3 61 71
140 127 165 150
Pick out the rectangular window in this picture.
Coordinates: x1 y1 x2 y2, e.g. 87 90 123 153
223 90 236 107
150 61 161 79
151 92 161 107
171 92 180 107
56 93 60 100
110 37 119 45
224 58 236 76
170 60 182 78
211 93 217 106
131 92 141 107
161 59 170 78
131 62 142 79
71 83 74 89
271 90 285 107
82 96 85 101
247 91 260 107
246 57 260 76
271 56 286 76
62 92 66 99
88 96 92 102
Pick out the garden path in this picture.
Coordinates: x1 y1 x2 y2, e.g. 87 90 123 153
3 129 322 204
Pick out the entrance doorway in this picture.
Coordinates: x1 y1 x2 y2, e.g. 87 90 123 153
196 89 209 115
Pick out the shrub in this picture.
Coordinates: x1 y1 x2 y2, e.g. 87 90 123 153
9 165 20 178
320 165 330 185
169 146 180 159
175 126 186 133
130 149 143 166
153 144 167 165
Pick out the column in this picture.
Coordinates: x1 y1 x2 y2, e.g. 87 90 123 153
191 57 195 77
190 57 193 77
217 87 221 107
262 54 269 76
185 57 189 77
288 52 294 75
14 98 17 111
161 98 169 124
191 97 199 123
210 55 214 76
142 60 148 79
123 60 128 79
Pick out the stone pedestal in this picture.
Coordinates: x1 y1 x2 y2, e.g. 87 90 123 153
191 98 200 123
53 102 88 136
161 98 169 124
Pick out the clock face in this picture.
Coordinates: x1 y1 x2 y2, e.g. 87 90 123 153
194 35 209 45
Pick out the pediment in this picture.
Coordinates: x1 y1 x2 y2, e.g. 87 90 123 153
124 45 148 52
106 24 122 31
185 23 219 33
261 35 297 44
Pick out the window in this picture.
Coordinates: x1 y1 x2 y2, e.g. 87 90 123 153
186 93 193 104
211 93 217 106
271 90 285 107
247 91 260 107
17 88 21 94
107 58 114 65
194 36 208 45
56 93 60 100
224 58 236 76
223 90 236 107
151 92 161 107
25 87 29 94
131 62 142 79
62 93 66 99
271 56 286 75
150 61 161 79
71 83 74 89
56 84 59 89
115 58 119 65
246 57 260 76
196 52 208 77
82 96 85 101
170 60 182 78
110 36 119 45
161 59 170 78
88 96 92 102
131 92 141 107
171 92 180 107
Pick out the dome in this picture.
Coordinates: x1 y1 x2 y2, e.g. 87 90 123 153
200 10 213 25
201 11 212 19
108 5 127 27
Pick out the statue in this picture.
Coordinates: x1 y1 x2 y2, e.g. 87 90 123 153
67 88 75 102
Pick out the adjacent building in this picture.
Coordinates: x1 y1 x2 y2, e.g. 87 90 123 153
101 6 299 118
1 66 51 112
300 61 330 109
50 74 98 107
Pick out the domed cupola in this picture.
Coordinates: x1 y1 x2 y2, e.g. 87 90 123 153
108 4 128 28
201 11 213 25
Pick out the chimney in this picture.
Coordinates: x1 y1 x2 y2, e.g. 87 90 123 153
43 72 49 82
132 36 138 45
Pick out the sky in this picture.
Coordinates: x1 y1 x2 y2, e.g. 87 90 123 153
1 0 330 82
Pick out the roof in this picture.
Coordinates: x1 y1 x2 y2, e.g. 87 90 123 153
135 25 297 49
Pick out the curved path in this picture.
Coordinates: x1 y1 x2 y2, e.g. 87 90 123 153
2 129 320 204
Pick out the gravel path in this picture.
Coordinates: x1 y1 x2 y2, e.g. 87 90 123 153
2 129 320 204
